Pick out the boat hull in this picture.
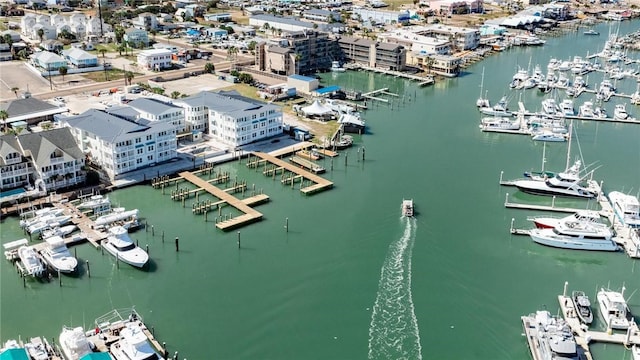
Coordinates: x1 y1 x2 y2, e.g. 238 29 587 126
514 180 595 198
529 229 618 251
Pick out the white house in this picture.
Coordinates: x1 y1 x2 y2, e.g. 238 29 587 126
20 15 36 37
50 14 66 28
380 29 451 55
173 92 213 133
124 28 149 47
61 109 178 180
137 48 172 71
128 98 185 132
131 13 158 31
86 17 111 37
31 23 57 41
31 50 67 70
35 14 50 25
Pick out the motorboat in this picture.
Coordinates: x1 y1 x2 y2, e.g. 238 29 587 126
528 210 605 229
402 199 414 217
521 310 579 360
18 245 45 277
480 116 521 130
102 226 149 268
614 103 629 120
597 288 631 330
557 60 572 72
522 77 538 90
528 213 617 251
20 208 64 228
41 224 77 240
541 98 560 116
27 215 72 235
109 322 165 360
479 96 512 117
560 99 575 116
24 337 56 360
59 326 94 360
39 236 78 274
531 131 567 142
632 345 640 360
77 194 110 210
584 29 599 35
513 160 597 198
571 291 594 325
295 149 321 161
330 60 346 72
608 191 640 227
578 101 595 117
95 208 139 228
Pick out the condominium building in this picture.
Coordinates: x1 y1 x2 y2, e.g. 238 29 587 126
337 37 406 70
128 98 185 133
256 30 339 75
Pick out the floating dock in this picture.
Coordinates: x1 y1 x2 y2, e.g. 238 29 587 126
289 156 325 174
250 152 333 195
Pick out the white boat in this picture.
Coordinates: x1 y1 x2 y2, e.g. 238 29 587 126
528 215 617 251
20 209 64 228
18 245 45 277
95 208 139 228
102 226 149 268
514 160 597 198
24 337 55 360
531 131 567 142
597 288 631 330
479 96 512 117
59 326 94 360
578 101 595 117
476 67 490 108
528 210 605 229
560 99 575 116
27 215 72 235
110 322 165 360
632 345 640 360
402 199 414 217
541 98 560 115
557 60 572 72
521 310 579 360
614 103 629 120
584 29 600 35
39 236 78 274
3 238 28 261
41 224 77 240
608 191 640 227
571 291 594 325
330 60 346 72
480 116 521 130
77 194 110 210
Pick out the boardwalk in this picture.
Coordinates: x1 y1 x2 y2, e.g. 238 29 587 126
251 152 333 195
179 172 263 231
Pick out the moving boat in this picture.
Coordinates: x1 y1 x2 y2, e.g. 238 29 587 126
18 245 45 277
102 226 149 268
59 326 94 360
521 310 579 360
597 288 631 330
571 291 594 325
528 212 617 251
39 236 78 274
109 322 165 360
608 191 640 227
402 199 414 217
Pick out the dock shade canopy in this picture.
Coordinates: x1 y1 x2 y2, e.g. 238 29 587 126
300 100 334 116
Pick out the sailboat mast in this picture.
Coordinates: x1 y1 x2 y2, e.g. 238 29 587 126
541 142 546 173
565 120 573 170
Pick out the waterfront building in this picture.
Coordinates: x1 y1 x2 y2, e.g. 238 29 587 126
61 48 98 68
301 9 342 23
249 14 344 33
410 24 480 51
203 12 232 22
61 109 177 181
0 128 85 192
428 0 484 15
128 98 186 133
255 31 338 75
351 8 411 25
337 36 406 70
0 97 68 128
380 29 451 55
426 54 461 77
137 48 172 71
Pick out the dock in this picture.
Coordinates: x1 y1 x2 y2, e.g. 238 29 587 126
349 65 435 86
289 156 325 174
250 152 333 195
503 192 601 213
178 171 263 231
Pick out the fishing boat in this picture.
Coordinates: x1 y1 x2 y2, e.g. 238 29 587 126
528 213 617 251
578 101 595 117
571 291 594 325
59 326 94 360
560 99 575 116
41 224 77 240
24 337 56 360
597 288 631 330
479 96 512 117
531 131 567 142
608 191 640 227
480 116 521 130
402 199 414 217
102 226 149 268
521 310 579 360
528 210 605 229
584 29 600 35
39 236 78 274
110 322 165 360
18 245 45 277
541 98 560 116
514 156 597 198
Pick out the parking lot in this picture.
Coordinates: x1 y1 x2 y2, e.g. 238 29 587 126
0 62 52 100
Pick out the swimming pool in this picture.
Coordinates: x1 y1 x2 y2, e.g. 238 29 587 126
0 187 26 200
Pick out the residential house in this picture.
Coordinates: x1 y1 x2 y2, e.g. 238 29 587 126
0 97 68 128
128 98 185 132
31 23 57 41
427 54 460 77
50 14 66 28
0 134 32 191
184 4 205 18
0 30 21 43
40 39 64 53
62 48 98 68
203 27 228 39
61 109 177 180
137 48 172 71
36 14 50 26
31 51 67 71
428 0 484 15
301 9 341 23
86 17 111 37
20 14 36 37
203 13 232 22
351 8 410 25
124 28 149 47
131 13 158 31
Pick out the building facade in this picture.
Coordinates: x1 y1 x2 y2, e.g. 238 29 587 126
337 37 406 70
128 98 186 133
137 49 172 71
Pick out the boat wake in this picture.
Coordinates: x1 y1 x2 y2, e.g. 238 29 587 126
368 218 422 360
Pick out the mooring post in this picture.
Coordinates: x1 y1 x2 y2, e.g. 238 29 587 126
175 237 179 252
285 218 289 232
362 147 365 161
146 244 149 256
116 253 119 269
237 231 241 248
162 230 165 243
86 260 90 277
152 225 155 236
345 153 348 166
58 269 62 286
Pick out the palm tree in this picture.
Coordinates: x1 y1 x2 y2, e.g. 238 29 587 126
170 91 181 99
114 26 125 43
17 49 28 59
0 109 8 133
124 71 134 85
37 28 44 43
204 62 215 73
98 48 107 59
227 46 238 61
10 87 19 98
3 34 12 47
58 66 68 80
117 43 126 56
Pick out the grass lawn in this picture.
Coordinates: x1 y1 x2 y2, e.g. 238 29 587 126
81 69 141 82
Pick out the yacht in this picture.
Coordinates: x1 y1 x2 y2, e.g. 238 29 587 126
541 98 560 115
560 99 575 116
59 326 94 360
477 67 490 108
480 116 521 130
18 245 45 277
597 288 631 330
584 29 600 35
41 224 77 240
528 210 604 229
27 214 72 235
102 226 149 268
608 191 640 227
593 106 607 119
571 291 594 325
24 337 56 360
330 61 346 72
528 211 617 251
531 131 567 142
402 199 414 217
522 310 579 360
479 96 512 117
513 160 597 198
110 322 165 360
614 103 629 120
39 236 78 274
557 60 572 72
20 208 64 228
578 101 595 117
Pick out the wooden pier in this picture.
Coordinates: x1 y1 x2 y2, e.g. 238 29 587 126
178 171 263 231
289 156 325 174
503 192 600 213
350 65 435 86
250 152 333 195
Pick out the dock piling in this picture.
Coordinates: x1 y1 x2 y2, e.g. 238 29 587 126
58 269 61 286
285 218 288 232
175 237 179 252
152 225 155 236
146 244 149 256
86 260 90 277
237 231 241 249
162 230 165 243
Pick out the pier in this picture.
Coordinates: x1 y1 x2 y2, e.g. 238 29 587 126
178 171 264 231
349 65 435 86
249 152 333 195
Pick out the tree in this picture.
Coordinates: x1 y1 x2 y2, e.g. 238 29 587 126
117 43 126 56
124 71 134 85
227 46 238 61
98 48 107 59
17 49 27 59
248 40 257 51
3 34 12 47
262 22 270 34
58 66 68 80
150 29 157 40
37 28 45 43
204 62 215 73
170 91 181 99
238 72 253 84
151 87 165 95
10 87 19 98
0 110 8 133
114 26 125 44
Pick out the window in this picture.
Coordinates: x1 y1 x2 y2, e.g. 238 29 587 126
146 135 152 140
148 146 154 151
137 148 143 154
135 138 141 144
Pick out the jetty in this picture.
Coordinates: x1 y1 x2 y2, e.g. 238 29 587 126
248 152 333 195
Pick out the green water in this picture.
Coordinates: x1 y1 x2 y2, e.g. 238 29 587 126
2 20 640 359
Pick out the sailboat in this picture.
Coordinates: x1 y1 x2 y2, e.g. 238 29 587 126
523 142 555 180
476 67 490 108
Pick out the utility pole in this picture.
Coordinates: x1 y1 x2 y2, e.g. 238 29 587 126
48 64 52 90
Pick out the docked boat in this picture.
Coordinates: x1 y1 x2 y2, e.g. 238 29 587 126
39 236 78 274
571 291 594 325
521 310 579 360
614 103 629 120
560 99 575 116
338 112 365 133
18 245 45 277
59 326 94 360
77 194 112 215
578 101 595 117
295 149 321 161
20 208 64 228
95 208 139 228
330 60 346 72
24 337 56 360
3 238 28 261
513 159 597 198
480 116 521 130
402 199 414 217
633 345 640 360
109 322 165 360
597 288 631 330
541 98 560 116
102 226 149 268
584 29 600 35
528 210 605 229
531 131 567 142
27 214 72 235
608 191 640 227
479 96 512 117
476 67 490 108
41 224 77 240
528 212 617 252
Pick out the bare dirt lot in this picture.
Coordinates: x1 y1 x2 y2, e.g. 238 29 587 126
0 61 52 100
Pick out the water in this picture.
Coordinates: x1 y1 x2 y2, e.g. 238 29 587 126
2 20 640 359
